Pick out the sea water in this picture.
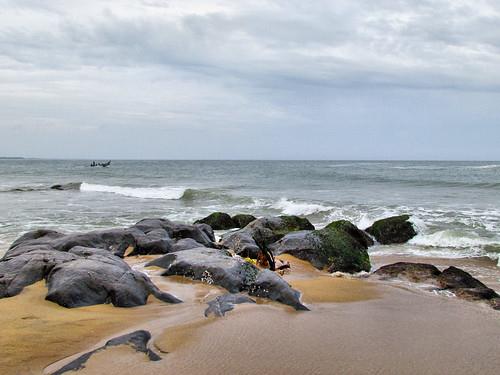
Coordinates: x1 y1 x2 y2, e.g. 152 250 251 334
0 159 499 263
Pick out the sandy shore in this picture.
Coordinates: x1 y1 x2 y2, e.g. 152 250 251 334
1 255 499 375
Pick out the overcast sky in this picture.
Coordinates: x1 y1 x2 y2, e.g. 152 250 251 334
1 0 499 160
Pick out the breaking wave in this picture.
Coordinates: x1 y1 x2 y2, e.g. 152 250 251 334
271 198 333 216
80 183 186 200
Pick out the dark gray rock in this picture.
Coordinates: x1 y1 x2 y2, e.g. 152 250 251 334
50 182 82 191
0 245 181 308
51 330 160 375
270 220 372 273
249 269 309 311
194 212 236 230
373 262 441 282
437 266 499 301
204 293 255 317
366 215 417 244
231 214 257 228
146 247 259 293
147 247 308 311
171 238 207 252
221 215 315 258
45 246 182 308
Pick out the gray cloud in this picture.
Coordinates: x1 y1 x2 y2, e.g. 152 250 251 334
0 0 499 159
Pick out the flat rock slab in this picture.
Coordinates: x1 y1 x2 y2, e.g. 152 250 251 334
51 330 161 375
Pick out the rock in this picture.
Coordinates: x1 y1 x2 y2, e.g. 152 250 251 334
46 246 182 308
4 218 217 260
366 215 416 244
0 245 181 308
171 238 207 252
249 269 309 311
270 220 371 273
51 330 160 375
147 247 307 310
50 182 82 191
194 212 236 230
146 247 259 293
231 214 257 228
372 262 499 308
437 266 499 301
221 216 315 258
373 262 441 283
204 293 255 317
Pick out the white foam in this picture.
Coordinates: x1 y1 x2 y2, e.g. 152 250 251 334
409 230 498 249
271 198 333 216
464 164 500 169
80 182 185 200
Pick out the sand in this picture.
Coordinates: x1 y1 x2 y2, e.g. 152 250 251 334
2 254 499 375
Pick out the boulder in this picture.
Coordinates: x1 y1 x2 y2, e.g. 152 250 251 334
147 247 307 311
231 214 257 228
204 293 255 317
366 215 416 244
0 245 182 308
270 220 371 273
146 247 259 293
373 262 441 283
51 330 160 375
437 266 499 301
221 216 315 258
194 212 236 230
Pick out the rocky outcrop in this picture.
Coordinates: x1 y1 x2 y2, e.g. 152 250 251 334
0 245 181 308
270 220 372 273
366 215 416 244
231 214 257 228
51 330 160 375
50 182 82 191
204 293 255 317
147 247 307 311
373 262 499 308
194 212 236 230
221 216 315 258
4 218 217 260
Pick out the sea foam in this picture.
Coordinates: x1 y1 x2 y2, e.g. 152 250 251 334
271 197 333 216
80 183 186 200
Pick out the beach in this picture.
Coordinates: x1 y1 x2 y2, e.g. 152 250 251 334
1 159 499 374
1 253 498 375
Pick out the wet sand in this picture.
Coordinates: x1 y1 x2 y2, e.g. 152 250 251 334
2 254 499 375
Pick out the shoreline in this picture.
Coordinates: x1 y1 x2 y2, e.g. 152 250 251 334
1 253 499 374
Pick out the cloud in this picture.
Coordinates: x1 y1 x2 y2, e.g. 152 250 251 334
0 0 499 159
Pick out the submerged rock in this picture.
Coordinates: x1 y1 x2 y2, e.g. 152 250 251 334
372 262 499 308
51 330 160 375
366 215 416 244
221 215 315 258
231 214 257 228
50 182 82 191
204 293 255 317
147 247 307 311
270 220 372 273
373 262 441 282
195 212 236 230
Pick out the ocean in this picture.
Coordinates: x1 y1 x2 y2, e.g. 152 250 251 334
1 159 499 264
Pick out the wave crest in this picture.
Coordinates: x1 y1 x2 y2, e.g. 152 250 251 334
80 183 186 200
271 198 333 216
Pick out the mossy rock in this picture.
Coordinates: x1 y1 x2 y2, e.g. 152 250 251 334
270 220 371 273
366 215 416 244
231 214 257 228
313 220 371 273
194 212 236 230
277 215 315 233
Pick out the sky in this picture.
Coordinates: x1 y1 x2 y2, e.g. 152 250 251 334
0 0 500 160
